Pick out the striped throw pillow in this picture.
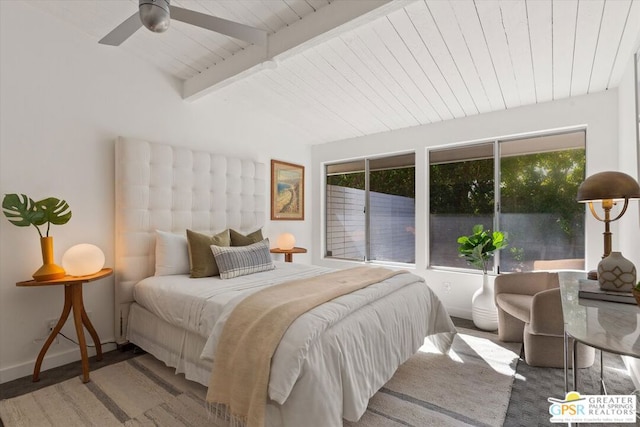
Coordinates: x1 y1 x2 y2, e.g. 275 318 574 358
211 238 275 279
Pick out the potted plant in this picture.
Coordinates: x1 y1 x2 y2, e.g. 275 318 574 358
457 224 508 330
2 193 72 281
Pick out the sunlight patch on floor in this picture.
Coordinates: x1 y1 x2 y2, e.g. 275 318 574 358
606 365 631 376
457 333 519 376
417 341 464 362
417 332 520 376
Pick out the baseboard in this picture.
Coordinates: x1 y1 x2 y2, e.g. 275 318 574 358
116 341 134 352
445 307 472 320
0 342 117 384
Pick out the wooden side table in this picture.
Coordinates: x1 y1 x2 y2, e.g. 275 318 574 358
16 268 113 383
270 247 307 262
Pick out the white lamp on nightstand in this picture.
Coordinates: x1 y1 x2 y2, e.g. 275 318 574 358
62 244 105 276
276 233 296 250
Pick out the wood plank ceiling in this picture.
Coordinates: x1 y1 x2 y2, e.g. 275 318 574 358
28 0 640 145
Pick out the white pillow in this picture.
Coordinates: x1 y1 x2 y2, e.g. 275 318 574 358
154 230 190 276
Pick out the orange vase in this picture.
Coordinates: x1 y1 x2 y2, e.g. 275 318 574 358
32 237 66 281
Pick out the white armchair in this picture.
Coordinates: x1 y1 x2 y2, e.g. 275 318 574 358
494 271 595 368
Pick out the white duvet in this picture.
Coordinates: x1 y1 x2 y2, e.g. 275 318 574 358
133 262 332 339
134 262 456 426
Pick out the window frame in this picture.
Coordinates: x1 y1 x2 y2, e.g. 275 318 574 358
427 128 586 273
325 152 416 265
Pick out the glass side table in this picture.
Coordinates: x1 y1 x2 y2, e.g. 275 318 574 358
559 271 640 394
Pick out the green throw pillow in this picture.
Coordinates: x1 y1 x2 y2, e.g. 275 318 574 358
186 229 230 278
229 228 264 246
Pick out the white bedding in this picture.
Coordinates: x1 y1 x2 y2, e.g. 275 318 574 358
133 262 332 338
132 263 456 426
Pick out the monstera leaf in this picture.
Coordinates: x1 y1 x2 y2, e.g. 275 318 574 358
2 194 44 228
2 193 71 237
35 197 72 235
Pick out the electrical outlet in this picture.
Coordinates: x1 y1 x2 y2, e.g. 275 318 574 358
443 282 451 292
43 318 60 344
36 312 93 346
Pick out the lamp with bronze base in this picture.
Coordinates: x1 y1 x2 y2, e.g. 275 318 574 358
576 171 640 259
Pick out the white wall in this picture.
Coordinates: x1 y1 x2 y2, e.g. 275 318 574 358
618 52 640 280
0 2 312 383
312 90 619 319
617 48 640 387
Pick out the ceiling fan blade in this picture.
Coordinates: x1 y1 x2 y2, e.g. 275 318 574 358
99 11 143 46
169 6 267 46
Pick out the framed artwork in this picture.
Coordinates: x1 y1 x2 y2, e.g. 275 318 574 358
271 160 304 220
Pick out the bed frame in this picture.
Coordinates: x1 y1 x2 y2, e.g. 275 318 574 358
114 137 266 344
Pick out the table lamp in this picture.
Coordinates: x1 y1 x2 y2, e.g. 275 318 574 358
62 243 105 276
276 233 296 250
576 171 640 259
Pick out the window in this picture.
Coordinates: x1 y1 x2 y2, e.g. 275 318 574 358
326 153 415 263
429 131 586 273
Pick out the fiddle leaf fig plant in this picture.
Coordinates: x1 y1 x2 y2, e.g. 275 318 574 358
457 224 508 274
2 193 72 238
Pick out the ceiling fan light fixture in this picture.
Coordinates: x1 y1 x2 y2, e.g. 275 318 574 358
139 0 170 33
99 0 266 47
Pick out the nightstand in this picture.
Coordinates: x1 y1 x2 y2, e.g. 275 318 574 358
270 247 307 262
16 268 113 383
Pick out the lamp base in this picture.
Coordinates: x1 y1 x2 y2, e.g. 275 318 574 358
597 252 636 292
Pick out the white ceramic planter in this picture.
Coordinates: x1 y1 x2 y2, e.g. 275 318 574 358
472 273 498 331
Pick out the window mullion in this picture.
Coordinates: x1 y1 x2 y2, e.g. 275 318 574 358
364 159 371 262
494 140 501 274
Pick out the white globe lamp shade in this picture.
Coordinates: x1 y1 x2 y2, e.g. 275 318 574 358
62 244 105 276
276 233 296 250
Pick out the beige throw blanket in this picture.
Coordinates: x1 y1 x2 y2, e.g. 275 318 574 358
206 266 404 427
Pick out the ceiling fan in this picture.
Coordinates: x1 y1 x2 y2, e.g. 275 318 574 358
99 0 267 46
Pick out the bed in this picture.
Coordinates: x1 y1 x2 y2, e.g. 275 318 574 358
114 137 457 427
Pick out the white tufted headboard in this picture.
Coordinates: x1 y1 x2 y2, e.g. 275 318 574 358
114 137 266 344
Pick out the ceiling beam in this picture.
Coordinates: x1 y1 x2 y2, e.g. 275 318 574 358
182 0 416 101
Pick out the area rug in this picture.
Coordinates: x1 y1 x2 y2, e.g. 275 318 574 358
0 328 521 427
